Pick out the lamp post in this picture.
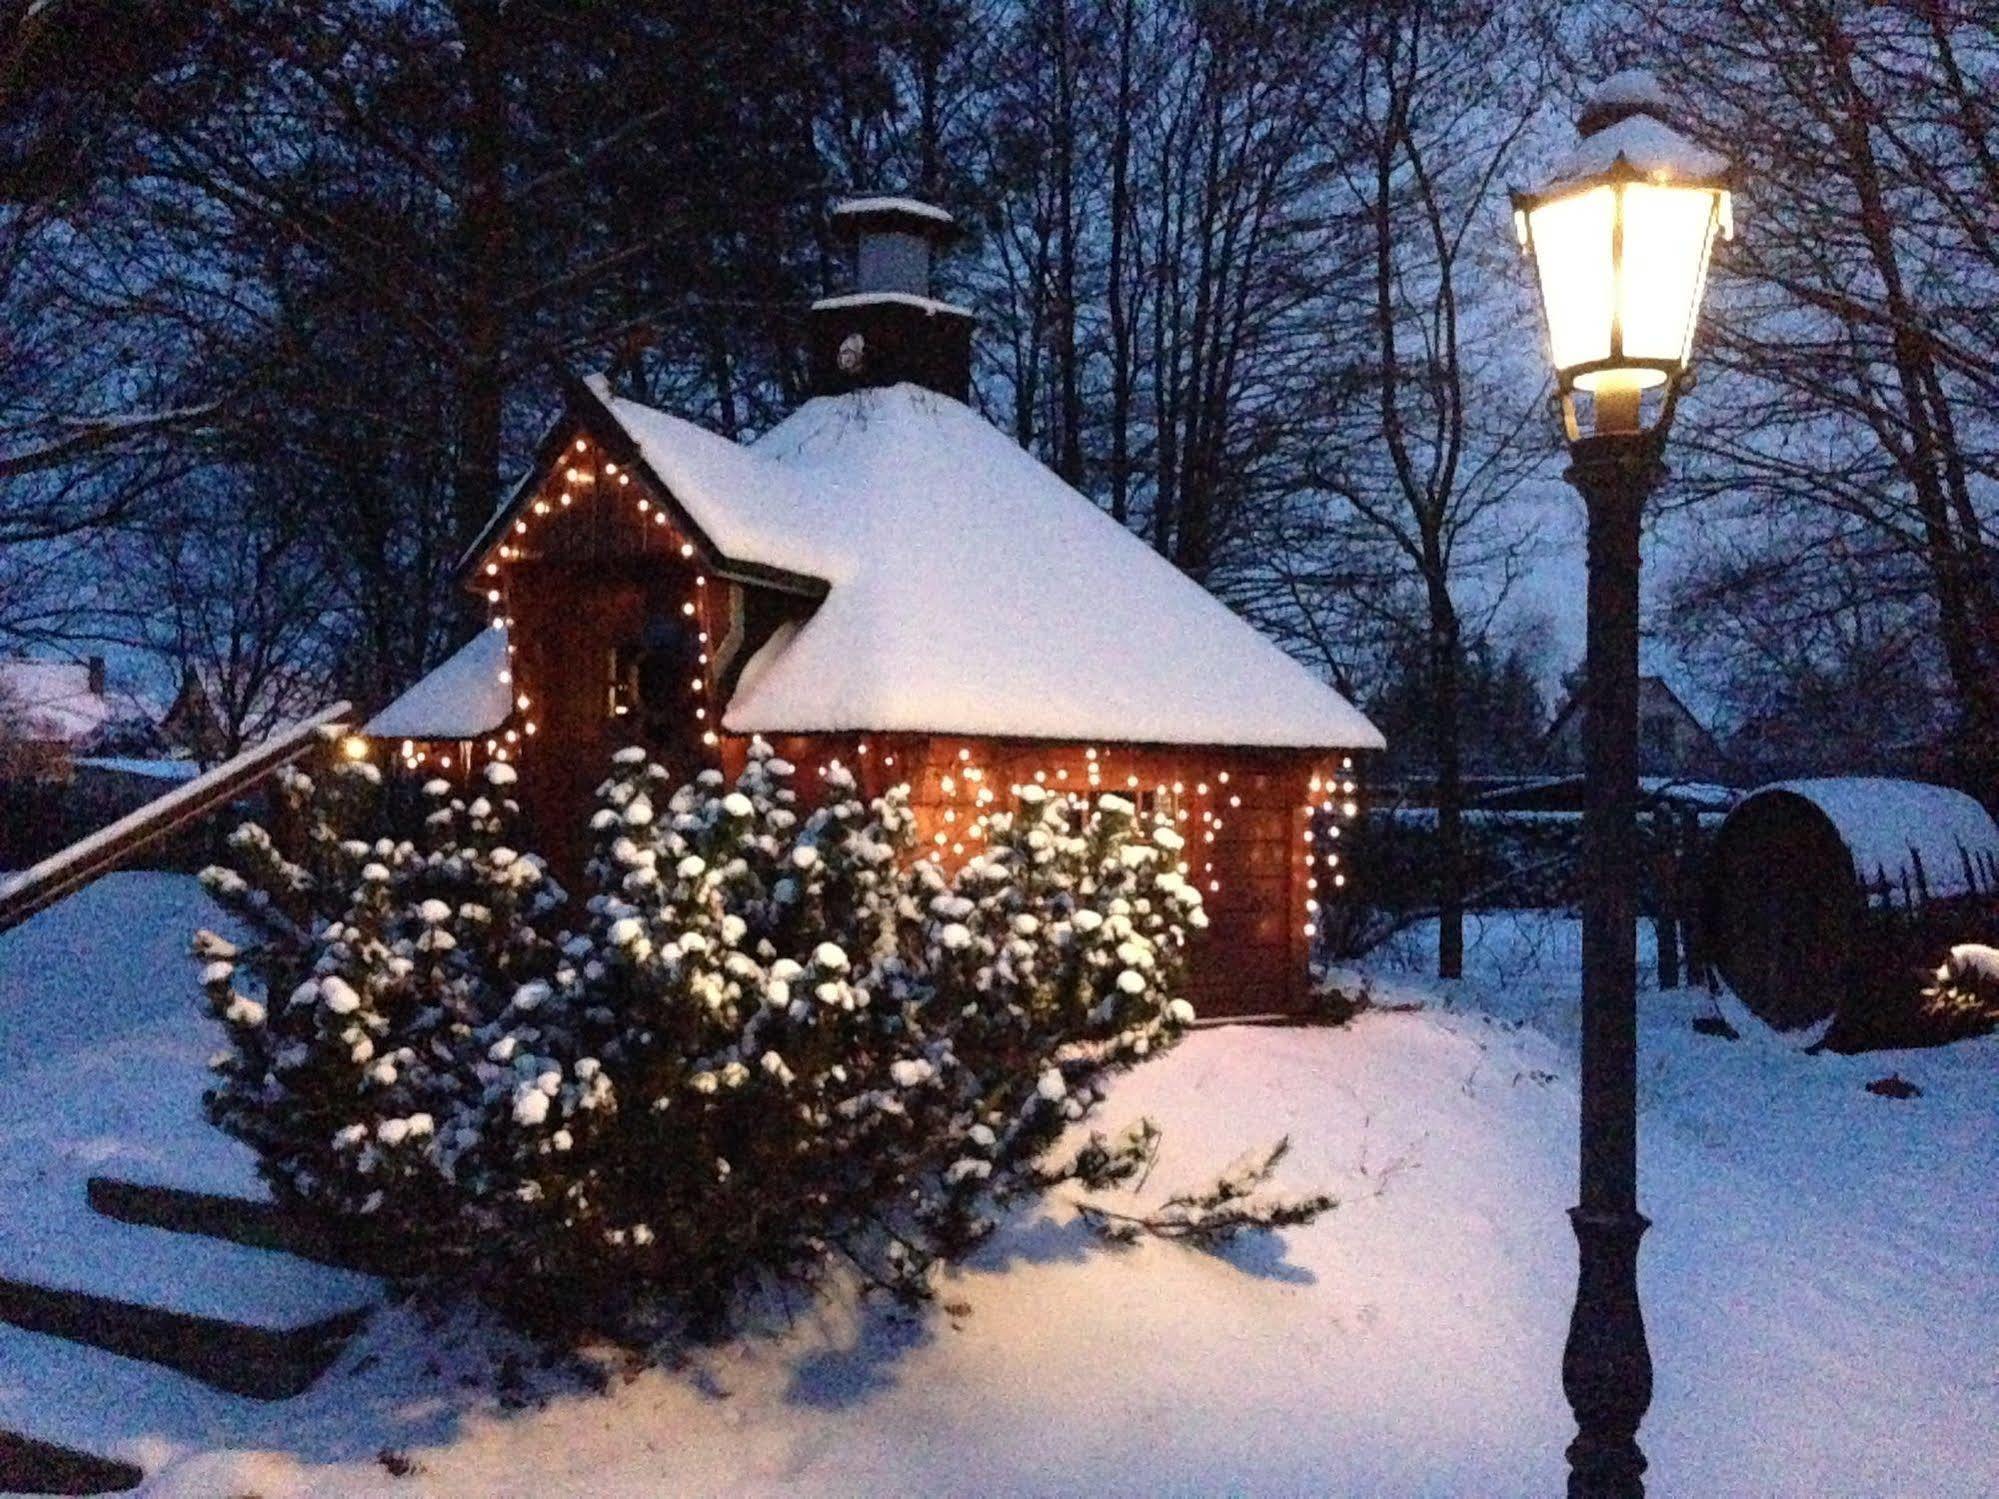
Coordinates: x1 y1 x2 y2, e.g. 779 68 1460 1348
1512 72 1732 1499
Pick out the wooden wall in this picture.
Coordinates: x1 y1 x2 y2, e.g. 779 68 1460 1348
722 730 1353 1016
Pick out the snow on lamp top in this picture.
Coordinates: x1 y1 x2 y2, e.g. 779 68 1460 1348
1512 72 1732 431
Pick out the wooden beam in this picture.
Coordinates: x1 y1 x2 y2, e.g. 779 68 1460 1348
0 702 351 936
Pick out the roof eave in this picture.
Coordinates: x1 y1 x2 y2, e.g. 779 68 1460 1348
716 711 1384 755
454 373 831 603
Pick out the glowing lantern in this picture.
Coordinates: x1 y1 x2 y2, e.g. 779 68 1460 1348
1512 71 1731 438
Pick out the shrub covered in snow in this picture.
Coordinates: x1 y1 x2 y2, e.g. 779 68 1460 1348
194 734 567 1264
1922 944 1999 1034
197 734 1324 1345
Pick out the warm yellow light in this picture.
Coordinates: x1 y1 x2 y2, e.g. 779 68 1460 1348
1528 185 1617 376
340 735 369 761
1523 179 1724 392
1620 182 1719 367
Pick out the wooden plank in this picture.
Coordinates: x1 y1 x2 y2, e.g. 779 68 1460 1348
0 1429 141 1494
0 703 351 937
87 1177 410 1280
0 1272 368 1401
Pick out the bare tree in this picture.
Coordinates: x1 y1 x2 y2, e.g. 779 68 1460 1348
103 488 334 759
1310 1 1555 978
1643 0 1999 785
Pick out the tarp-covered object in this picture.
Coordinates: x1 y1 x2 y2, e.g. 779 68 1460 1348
1746 777 1999 904
1706 777 1999 1045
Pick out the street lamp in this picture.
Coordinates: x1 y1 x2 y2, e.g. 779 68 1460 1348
1512 71 1731 1499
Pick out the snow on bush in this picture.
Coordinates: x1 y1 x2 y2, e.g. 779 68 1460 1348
195 734 1327 1345
1923 944 1999 1033
195 732 566 1260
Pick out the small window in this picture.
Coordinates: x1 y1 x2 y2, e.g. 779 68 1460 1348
609 613 700 743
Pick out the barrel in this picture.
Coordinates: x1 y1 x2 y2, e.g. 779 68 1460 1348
1704 778 1999 1046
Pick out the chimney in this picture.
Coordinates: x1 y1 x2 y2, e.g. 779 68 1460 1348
808 196 972 400
86 654 105 698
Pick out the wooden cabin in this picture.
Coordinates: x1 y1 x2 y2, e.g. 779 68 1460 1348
364 197 1383 1015
1705 777 1999 1046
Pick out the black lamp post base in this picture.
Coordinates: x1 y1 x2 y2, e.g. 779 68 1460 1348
1563 1204 1653 1498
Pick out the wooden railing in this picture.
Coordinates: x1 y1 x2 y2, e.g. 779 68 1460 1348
0 702 351 936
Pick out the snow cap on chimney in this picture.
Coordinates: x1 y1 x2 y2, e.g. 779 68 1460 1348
833 195 957 297
810 194 973 400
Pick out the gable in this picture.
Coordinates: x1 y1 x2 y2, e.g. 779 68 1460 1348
457 380 827 602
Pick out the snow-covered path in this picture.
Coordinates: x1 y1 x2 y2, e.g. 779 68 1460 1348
0 882 1991 1497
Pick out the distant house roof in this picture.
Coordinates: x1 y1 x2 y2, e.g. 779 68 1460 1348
571 378 1383 750
0 659 152 745
1473 774 1738 816
73 756 202 783
364 628 514 742
1545 675 1719 757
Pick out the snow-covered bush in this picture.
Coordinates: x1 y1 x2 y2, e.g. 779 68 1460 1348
459 740 1225 1335
1923 944 1999 1034
194 734 566 1267
197 734 1326 1345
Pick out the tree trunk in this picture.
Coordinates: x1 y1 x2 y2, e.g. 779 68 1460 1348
453 0 509 548
1105 0 1136 524
1429 577 1464 981
1652 813 1681 992
1052 0 1084 489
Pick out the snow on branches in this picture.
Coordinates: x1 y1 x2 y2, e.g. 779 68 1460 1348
1923 944 1999 1034
193 734 1328 1346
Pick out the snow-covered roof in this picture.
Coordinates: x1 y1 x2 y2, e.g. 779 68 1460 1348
589 378 1381 749
364 628 513 741
1745 778 1999 900
832 196 955 226
1587 69 1668 113
0 660 151 744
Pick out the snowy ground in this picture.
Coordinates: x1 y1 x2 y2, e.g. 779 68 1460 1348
0 881 1993 1497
